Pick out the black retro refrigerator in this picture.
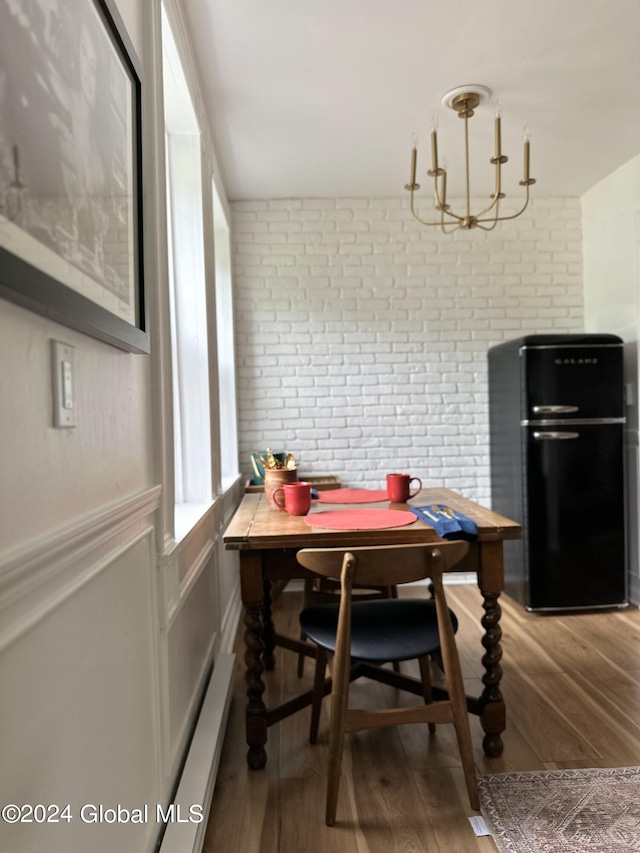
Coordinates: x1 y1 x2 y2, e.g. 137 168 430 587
488 334 627 611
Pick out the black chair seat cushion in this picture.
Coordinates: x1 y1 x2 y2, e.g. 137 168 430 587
300 598 458 663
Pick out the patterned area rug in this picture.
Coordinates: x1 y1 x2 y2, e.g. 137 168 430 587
478 767 640 853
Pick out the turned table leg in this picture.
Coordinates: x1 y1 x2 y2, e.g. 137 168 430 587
477 540 506 758
262 579 276 671
479 588 504 756
244 601 267 769
240 551 269 769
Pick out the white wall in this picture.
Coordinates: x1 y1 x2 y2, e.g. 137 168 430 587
232 197 584 505
0 2 240 851
582 154 640 602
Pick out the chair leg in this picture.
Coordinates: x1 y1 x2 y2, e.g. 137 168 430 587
418 655 436 734
433 580 480 811
298 578 314 676
430 648 444 673
448 679 480 810
309 646 327 745
325 678 349 826
386 587 401 671
325 623 353 827
297 629 307 676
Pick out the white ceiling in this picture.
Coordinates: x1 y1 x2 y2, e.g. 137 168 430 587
181 0 640 202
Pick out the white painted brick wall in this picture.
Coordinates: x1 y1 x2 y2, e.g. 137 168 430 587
231 197 584 504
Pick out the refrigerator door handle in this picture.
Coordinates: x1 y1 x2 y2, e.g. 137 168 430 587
533 431 580 440
532 405 579 414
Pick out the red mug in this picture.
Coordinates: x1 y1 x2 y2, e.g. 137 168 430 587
386 473 422 503
272 481 312 516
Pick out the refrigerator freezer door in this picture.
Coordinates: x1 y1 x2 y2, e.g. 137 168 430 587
524 423 626 609
523 344 624 420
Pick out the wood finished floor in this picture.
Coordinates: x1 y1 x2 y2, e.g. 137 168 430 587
203 584 640 852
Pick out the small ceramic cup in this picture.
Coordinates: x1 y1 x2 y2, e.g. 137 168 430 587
386 473 423 503
272 481 312 516
264 467 298 507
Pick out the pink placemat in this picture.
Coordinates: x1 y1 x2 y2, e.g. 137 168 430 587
316 488 389 504
305 509 417 530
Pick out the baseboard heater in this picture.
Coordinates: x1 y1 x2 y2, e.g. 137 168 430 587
158 653 235 853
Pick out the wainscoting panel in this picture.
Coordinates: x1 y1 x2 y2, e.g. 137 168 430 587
0 486 162 653
166 550 219 776
215 535 241 655
0 524 163 853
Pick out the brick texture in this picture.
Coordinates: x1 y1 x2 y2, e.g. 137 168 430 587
232 197 583 504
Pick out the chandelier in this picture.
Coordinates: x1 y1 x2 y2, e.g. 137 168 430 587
404 85 535 233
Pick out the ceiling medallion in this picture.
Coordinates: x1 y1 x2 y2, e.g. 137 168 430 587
404 84 536 233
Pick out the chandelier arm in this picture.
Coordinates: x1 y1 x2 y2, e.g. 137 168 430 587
476 198 500 232
432 173 440 210
476 214 501 232
439 206 459 234
473 163 502 221
409 190 454 227
438 206 464 223
433 175 464 222
433 174 464 222
476 185 531 224
441 222 461 234
442 198 463 234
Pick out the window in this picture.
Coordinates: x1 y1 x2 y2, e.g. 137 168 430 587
162 6 212 538
212 181 239 491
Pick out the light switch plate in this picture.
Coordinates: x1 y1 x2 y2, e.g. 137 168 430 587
51 340 77 428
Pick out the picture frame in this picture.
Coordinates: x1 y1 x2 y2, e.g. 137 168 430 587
0 0 148 353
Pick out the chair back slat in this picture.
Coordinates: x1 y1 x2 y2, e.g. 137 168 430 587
296 541 469 587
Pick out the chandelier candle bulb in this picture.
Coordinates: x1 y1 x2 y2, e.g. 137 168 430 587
405 139 420 191
494 115 502 159
430 128 438 173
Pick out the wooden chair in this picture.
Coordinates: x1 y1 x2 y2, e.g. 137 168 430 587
297 541 479 826
296 577 398 676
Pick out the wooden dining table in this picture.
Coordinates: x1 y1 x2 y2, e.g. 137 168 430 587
223 486 521 770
